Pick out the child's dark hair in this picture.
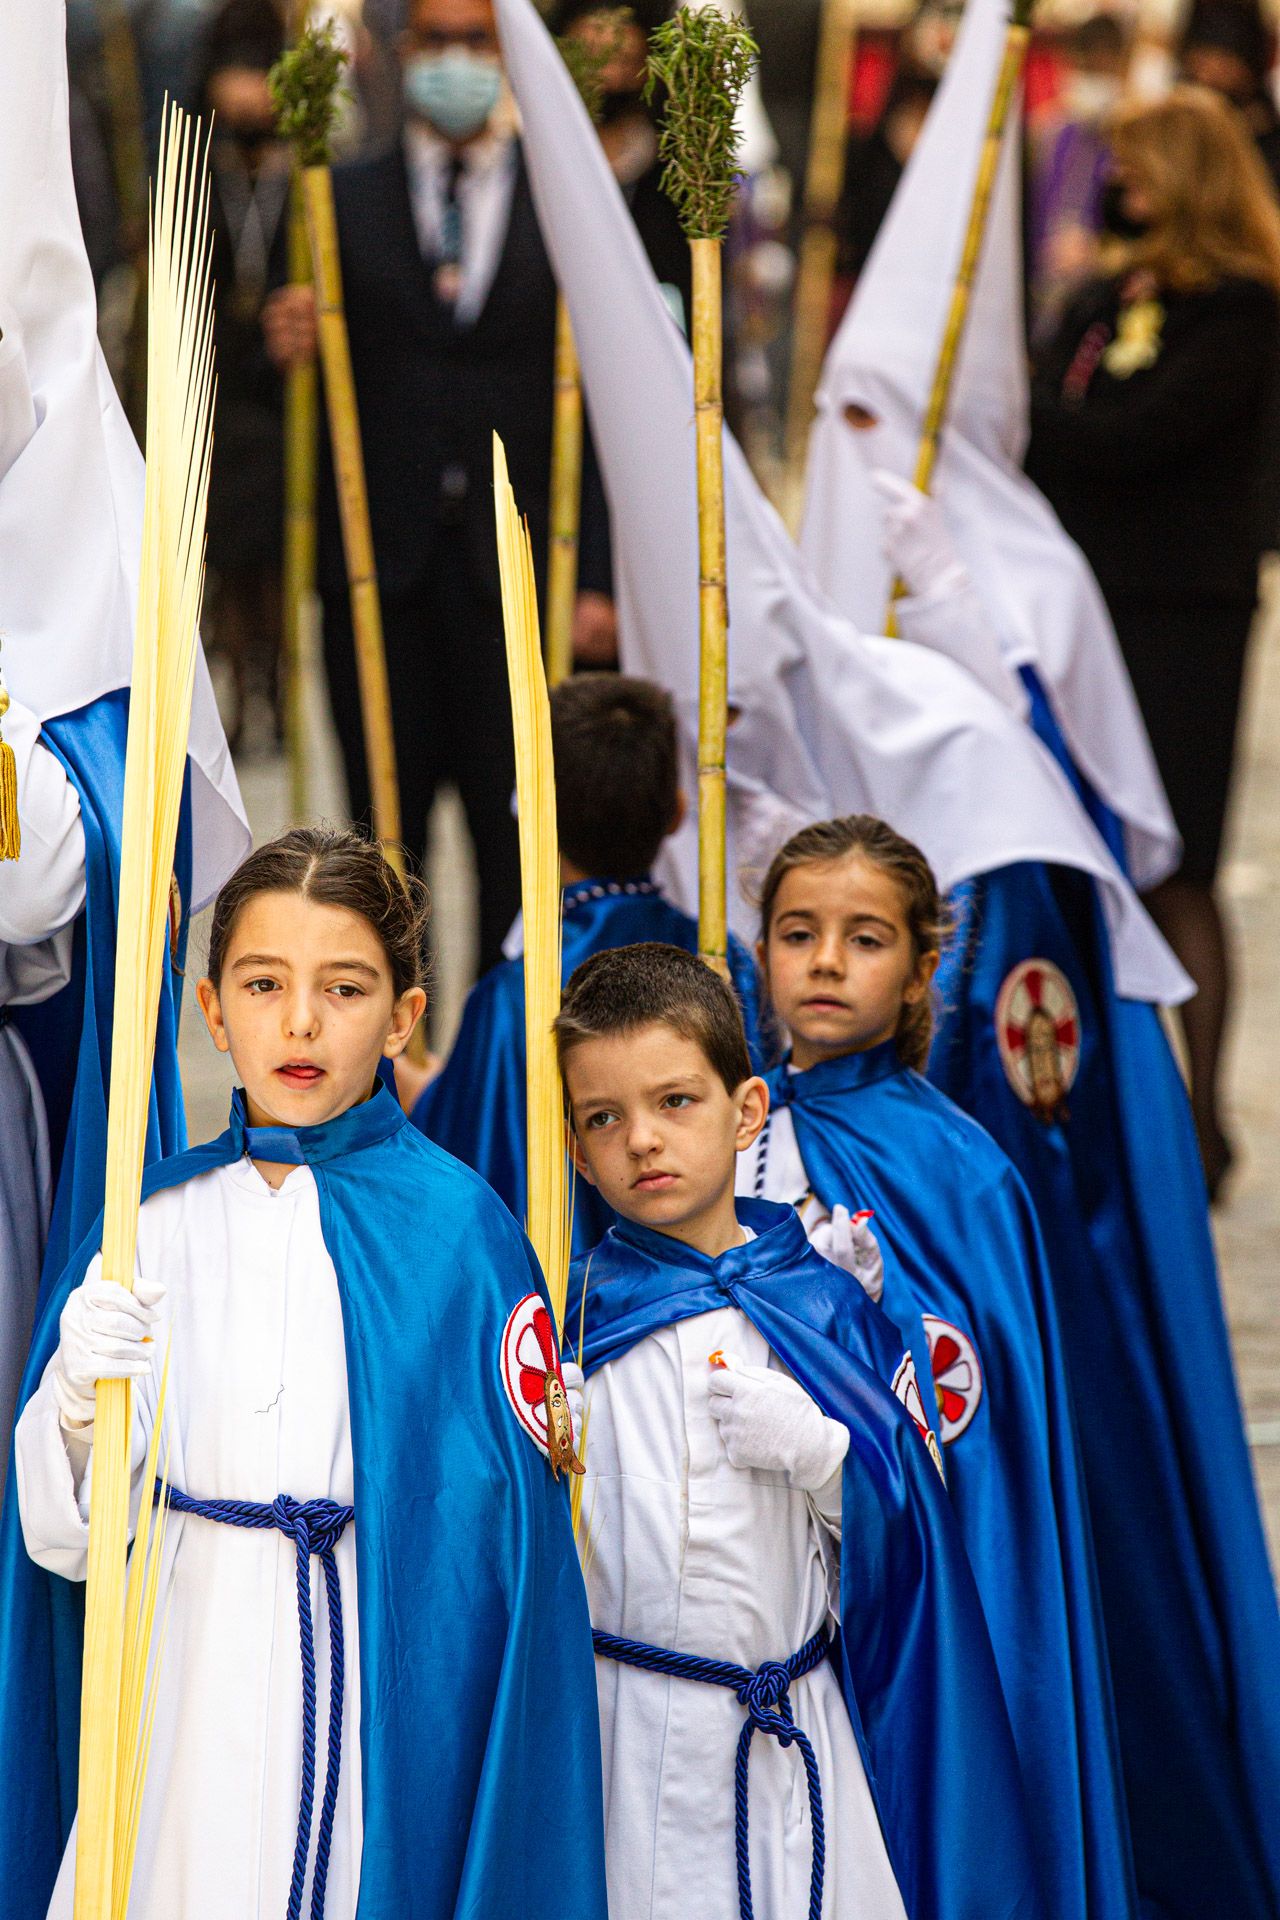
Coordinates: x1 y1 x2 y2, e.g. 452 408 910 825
551 674 679 880
757 815 951 1072
206 825 430 1000
555 942 751 1094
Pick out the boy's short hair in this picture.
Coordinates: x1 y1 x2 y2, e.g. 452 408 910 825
551 675 679 880
555 942 752 1094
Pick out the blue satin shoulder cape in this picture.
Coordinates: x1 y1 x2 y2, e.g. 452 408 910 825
412 877 765 1255
929 853 1280 1920
0 1083 608 1920
568 1198 1044 1920
12 690 190 1305
773 1042 1137 1920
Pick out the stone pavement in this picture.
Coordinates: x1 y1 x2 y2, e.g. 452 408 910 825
178 593 1280 1567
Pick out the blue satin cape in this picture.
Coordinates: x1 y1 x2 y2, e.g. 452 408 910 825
12 691 190 1305
929 856 1280 1919
0 1084 608 1920
772 1044 1136 1920
569 1199 1044 1920
413 878 765 1254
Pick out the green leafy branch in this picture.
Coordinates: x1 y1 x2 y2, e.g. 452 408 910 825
645 5 758 241
269 22 349 169
558 7 635 126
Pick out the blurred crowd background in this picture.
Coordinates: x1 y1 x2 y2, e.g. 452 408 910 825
68 0 1280 752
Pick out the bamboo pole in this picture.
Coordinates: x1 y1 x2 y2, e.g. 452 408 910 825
273 26 402 867
884 12 1031 635
545 297 583 688
785 0 859 473
646 6 757 980
281 174 318 822
302 168 401 864
692 236 729 978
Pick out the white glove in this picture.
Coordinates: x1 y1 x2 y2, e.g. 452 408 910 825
562 1361 586 1446
873 470 970 602
52 1274 164 1431
811 1205 885 1304
707 1355 849 1491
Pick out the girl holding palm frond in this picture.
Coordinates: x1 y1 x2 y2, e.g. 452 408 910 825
12 828 608 1920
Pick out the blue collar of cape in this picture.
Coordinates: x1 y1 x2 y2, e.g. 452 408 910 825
568 1197 1043 1920
0 1081 608 1920
768 1037 901 1104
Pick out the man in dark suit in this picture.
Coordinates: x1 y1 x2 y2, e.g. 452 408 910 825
265 0 616 974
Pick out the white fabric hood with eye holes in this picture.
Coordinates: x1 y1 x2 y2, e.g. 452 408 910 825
0 0 250 911
799 0 1180 895
492 0 1189 1005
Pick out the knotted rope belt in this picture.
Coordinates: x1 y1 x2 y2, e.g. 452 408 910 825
162 1487 354 1920
592 1624 830 1920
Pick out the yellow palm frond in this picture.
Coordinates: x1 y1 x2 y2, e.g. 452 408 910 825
75 99 215 1920
492 434 571 1335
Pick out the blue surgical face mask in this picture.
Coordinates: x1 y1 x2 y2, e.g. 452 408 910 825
403 47 502 142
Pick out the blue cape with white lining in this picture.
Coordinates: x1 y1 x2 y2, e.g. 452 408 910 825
412 878 765 1256
0 1084 608 1920
929 851 1280 1920
12 691 190 1305
771 1043 1136 1920
569 1198 1043 1920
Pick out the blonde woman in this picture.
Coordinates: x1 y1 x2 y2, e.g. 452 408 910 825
1027 86 1280 1200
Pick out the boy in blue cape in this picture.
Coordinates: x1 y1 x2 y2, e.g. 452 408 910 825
410 674 762 1252
556 940 1043 1920
2 827 606 1920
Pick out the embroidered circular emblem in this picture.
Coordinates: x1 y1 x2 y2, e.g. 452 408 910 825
923 1315 983 1445
995 958 1080 1123
500 1294 563 1456
892 1353 945 1478
499 1295 581 1478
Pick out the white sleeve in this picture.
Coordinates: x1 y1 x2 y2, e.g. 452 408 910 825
0 699 87 1005
894 581 1031 718
14 1257 156 1582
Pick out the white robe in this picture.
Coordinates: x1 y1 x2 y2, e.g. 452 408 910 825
15 1158 363 1920
1 696 85 1474
582 1297 907 1920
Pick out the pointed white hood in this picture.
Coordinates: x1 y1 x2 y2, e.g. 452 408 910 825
0 0 249 909
492 0 1188 1005
800 0 1179 892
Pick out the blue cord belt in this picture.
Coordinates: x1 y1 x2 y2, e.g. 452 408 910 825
592 1624 830 1920
162 1486 355 1920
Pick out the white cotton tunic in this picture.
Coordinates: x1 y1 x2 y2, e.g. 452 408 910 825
15 1157 363 1920
582 1296 907 1920
0 697 86 1475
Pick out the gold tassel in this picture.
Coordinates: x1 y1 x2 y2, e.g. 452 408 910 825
0 669 20 861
